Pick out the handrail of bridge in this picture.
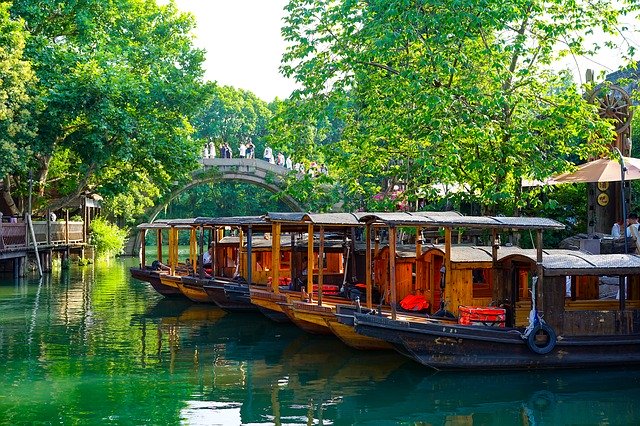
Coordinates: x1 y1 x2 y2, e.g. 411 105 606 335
0 221 85 251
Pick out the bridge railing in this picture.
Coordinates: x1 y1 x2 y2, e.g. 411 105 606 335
31 221 85 244
0 221 85 250
0 223 27 249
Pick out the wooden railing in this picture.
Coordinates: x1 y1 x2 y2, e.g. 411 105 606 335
0 221 85 250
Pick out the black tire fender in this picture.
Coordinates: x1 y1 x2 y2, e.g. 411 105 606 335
527 323 557 355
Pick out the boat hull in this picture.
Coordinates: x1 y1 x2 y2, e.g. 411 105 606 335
285 301 333 335
353 313 640 370
178 276 213 303
203 278 257 312
249 288 291 323
130 268 184 297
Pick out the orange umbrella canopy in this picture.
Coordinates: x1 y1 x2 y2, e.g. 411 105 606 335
552 157 640 184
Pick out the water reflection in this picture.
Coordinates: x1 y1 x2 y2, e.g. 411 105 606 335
1 259 640 425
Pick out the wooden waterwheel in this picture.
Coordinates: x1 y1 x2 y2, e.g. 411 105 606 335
588 84 633 134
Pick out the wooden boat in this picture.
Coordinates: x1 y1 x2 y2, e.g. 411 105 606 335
253 212 366 329
130 266 182 297
350 213 640 370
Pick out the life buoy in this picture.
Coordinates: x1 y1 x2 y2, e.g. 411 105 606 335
527 323 557 354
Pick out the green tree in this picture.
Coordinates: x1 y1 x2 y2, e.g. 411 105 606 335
194 84 272 156
0 3 36 215
279 0 636 213
6 0 208 215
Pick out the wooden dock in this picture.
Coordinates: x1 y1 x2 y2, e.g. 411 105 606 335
0 219 87 278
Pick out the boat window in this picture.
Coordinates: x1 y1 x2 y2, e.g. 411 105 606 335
472 268 492 298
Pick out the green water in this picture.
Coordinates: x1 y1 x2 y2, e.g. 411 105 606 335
2 258 640 425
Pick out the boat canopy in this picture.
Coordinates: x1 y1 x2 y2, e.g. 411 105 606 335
358 212 564 230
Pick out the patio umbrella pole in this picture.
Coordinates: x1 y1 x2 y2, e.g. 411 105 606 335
615 147 627 311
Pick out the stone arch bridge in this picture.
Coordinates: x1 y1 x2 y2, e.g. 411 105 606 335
146 157 304 223
126 158 305 255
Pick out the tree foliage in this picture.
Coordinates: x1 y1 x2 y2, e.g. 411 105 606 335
0 3 36 211
277 0 638 213
194 84 272 156
4 0 208 217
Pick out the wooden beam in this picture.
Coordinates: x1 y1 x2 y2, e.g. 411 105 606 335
247 226 253 285
272 222 281 293
157 229 163 264
390 225 397 320
365 223 372 309
307 223 314 299
318 226 325 306
140 229 146 268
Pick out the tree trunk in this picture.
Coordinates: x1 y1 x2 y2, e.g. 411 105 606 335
1 176 20 216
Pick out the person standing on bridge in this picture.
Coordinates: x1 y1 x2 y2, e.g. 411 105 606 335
208 141 216 158
224 142 232 158
239 141 247 158
246 140 255 158
263 146 273 163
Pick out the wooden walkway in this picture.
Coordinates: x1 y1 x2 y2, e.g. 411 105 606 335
0 220 87 276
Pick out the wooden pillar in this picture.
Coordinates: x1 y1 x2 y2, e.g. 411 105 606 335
198 226 204 279
238 227 244 277
212 227 218 276
415 226 422 292
536 229 544 311
307 223 314 299
140 229 147 268
318 226 325 306
247 226 253 285
444 226 452 310
389 225 397 320
365 223 372 309
65 210 69 245
157 229 163 264
190 227 197 273
272 222 281 293
46 209 51 245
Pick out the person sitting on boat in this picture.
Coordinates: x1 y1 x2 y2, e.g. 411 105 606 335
202 244 213 268
151 260 170 271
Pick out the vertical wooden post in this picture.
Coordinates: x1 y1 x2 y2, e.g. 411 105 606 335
140 229 147 268
199 225 204 279
307 223 314 299
65 210 69 245
536 229 544 311
238 227 244 277
212 227 218 276
415 226 422 292
157 228 163 264
444 226 452 311
365 223 372 309
190 227 197 273
389 225 397 320
272 222 281 293
318 226 325 306
46 209 51 245
247 226 253 285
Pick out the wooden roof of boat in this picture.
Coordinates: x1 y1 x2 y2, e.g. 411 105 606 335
358 212 564 230
194 215 269 227
136 219 194 229
497 250 640 276
266 212 362 227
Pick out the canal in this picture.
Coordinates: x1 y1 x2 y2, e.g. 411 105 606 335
1 257 640 425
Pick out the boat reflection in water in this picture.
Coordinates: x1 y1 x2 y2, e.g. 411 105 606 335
140 300 640 425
